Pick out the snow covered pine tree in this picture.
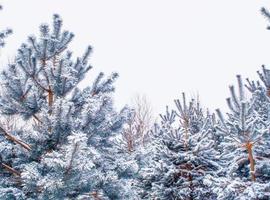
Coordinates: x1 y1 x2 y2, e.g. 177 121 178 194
205 8 270 199
0 14 133 199
137 93 221 200
211 73 270 199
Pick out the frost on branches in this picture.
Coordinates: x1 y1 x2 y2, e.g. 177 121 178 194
137 94 221 200
0 15 133 199
1 4 270 200
212 73 270 199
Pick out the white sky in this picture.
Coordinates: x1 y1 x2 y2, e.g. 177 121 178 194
1 0 270 116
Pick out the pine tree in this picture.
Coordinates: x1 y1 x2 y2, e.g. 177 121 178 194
0 14 132 199
137 94 221 200
213 74 270 199
206 9 270 198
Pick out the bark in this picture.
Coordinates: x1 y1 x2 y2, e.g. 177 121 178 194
267 87 270 97
183 118 189 149
48 87 54 108
91 191 102 200
246 142 256 181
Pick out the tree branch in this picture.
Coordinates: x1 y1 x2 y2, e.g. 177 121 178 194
0 126 31 151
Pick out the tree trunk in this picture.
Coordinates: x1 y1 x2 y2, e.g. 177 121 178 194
183 118 189 149
246 142 256 181
48 88 53 108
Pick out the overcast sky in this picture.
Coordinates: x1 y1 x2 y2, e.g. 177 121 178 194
0 0 270 116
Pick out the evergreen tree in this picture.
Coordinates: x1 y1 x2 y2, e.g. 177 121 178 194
137 94 221 200
213 74 270 199
205 9 270 198
0 14 132 199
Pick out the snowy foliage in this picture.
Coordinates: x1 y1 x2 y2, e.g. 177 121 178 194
1 4 270 200
137 94 221 200
0 14 134 199
212 73 270 199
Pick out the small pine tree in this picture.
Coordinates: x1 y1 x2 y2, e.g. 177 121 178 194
213 74 270 199
138 93 221 200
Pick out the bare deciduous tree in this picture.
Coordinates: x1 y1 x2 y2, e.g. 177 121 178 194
115 94 153 153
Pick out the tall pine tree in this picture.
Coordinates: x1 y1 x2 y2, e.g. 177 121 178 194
0 14 132 199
